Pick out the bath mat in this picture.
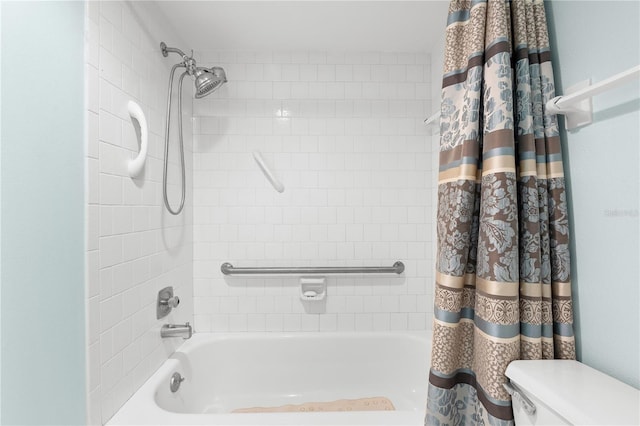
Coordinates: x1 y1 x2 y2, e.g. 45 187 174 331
232 396 395 413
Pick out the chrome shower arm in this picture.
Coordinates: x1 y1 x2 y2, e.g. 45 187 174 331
160 42 192 61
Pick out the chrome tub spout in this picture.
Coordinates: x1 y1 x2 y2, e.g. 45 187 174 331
161 322 193 339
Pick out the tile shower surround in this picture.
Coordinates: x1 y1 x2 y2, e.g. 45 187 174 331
190 50 437 334
85 2 194 423
86 1 440 423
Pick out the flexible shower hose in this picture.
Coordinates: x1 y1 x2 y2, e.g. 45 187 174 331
162 63 187 215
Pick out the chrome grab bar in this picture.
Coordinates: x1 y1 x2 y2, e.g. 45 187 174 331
221 261 405 276
504 382 536 416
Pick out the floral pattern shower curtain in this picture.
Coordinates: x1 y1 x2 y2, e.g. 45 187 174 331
427 0 576 424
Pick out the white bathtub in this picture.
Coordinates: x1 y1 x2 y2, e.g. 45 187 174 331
108 332 430 426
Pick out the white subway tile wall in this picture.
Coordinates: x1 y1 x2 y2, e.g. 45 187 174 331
86 2 442 424
191 50 435 334
85 2 193 424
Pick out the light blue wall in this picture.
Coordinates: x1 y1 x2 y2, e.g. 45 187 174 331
0 1 3 421
1 1 86 424
547 1 640 389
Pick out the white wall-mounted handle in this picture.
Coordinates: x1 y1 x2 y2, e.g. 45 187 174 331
127 100 148 178
253 151 285 193
546 64 640 130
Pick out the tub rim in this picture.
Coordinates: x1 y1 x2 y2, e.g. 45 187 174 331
107 330 432 426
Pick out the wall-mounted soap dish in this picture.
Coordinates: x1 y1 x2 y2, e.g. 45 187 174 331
300 277 327 314
300 277 326 301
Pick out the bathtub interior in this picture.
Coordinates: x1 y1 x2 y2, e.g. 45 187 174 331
154 333 429 415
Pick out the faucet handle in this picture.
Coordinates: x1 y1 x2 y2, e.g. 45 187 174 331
163 296 180 308
157 286 180 319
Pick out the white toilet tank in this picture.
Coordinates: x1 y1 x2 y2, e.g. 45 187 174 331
505 360 639 425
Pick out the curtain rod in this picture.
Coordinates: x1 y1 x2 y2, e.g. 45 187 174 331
424 111 440 125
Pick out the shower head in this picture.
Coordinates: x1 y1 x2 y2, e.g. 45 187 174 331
194 67 227 98
160 42 228 99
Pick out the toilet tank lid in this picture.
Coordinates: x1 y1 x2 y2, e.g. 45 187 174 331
506 360 640 425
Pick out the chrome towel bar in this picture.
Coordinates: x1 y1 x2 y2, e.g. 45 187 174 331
221 261 405 276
